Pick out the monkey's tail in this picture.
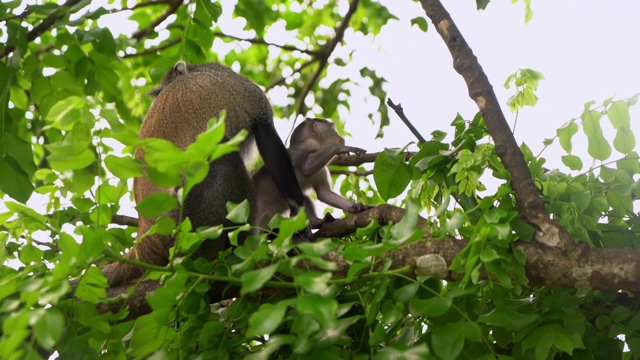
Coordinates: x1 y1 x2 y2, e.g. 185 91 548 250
252 120 306 210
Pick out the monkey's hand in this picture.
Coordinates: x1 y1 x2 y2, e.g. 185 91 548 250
348 202 373 213
343 146 367 156
310 212 337 229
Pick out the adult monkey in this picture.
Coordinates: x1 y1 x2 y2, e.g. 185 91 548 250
102 61 306 287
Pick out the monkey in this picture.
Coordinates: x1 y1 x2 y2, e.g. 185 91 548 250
253 117 371 230
101 61 306 287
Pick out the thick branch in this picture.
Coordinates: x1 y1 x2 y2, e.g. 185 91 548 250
418 0 545 218
99 206 640 319
313 204 427 239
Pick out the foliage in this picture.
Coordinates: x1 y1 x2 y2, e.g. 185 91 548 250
0 1 639 359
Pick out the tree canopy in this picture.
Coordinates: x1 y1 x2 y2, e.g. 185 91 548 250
1 0 639 359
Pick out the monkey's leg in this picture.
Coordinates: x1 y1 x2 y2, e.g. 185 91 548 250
304 194 337 228
314 174 367 214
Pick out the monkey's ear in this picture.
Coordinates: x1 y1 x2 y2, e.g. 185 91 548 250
305 117 319 136
173 60 188 75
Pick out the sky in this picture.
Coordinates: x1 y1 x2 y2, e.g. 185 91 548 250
338 1 640 171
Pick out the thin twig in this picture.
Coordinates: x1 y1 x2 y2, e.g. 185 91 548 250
122 38 182 58
331 151 416 167
266 59 318 91
330 169 373 177
387 98 427 144
108 0 177 14
213 32 318 56
132 0 182 42
32 239 59 251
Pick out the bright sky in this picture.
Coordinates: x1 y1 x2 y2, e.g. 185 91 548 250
342 1 640 171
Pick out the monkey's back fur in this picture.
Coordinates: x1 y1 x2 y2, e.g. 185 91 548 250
103 63 276 287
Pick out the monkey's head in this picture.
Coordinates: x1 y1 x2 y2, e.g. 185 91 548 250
291 118 345 147
148 60 189 97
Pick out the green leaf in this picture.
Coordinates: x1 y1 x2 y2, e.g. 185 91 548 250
410 17 428 32
390 198 422 243
561 155 583 171
293 272 332 294
0 156 34 203
241 263 278 295
92 28 116 56
607 100 631 129
129 314 169 357
393 282 419 303
296 294 337 327
409 296 452 317
104 155 144 180
3 132 36 175
374 344 430 360
478 307 538 332
136 192 178 218
430 322 468 359
34 309 65 350
74 267 108 303
373 149 412 201
581 108 611 160
570 190 591 212
48 148 96 171
557 121 579 154
607 189 633 213
247 301 289 337
226 199 251 224
45 96 84 130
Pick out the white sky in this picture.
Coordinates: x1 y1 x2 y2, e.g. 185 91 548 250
339 1 640 171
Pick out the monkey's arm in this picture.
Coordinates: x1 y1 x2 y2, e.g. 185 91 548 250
301 145 366 177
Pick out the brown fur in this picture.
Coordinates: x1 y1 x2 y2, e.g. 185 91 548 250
103 62 280 287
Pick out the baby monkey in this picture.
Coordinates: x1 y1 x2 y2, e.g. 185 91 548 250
253 117 370 230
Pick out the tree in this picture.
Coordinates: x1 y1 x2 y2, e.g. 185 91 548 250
1 0 639 358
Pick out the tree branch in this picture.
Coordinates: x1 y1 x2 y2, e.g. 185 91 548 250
0 0 85 59
98 205 640 319
418 0 545 219
266 59 318 91
387 98 427 144
111 214 138 227
131 0 182 42
330 169 373 177
122 38 182 58
295 0 360 116
213 31 318 56
331 151 416 167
